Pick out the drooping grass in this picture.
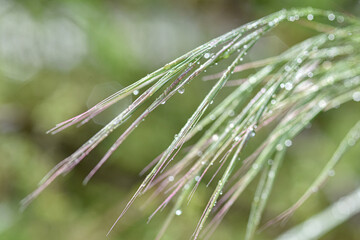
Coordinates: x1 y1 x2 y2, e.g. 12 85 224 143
23 8 360 239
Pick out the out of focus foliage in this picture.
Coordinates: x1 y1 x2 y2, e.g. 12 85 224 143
0 0 359 239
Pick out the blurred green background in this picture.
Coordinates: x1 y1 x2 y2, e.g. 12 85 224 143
1 0 359 239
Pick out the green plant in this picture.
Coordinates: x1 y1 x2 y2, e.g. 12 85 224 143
23 8 360 239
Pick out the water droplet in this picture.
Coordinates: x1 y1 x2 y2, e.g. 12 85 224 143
168 176 175 182
284 82 293 91
284 139 292 147
352 91 360 102
197 151 203 157
212 134 219 141
280 83 285 89
307 72 313 78
209 114 216 120
285 65 291 72
252 163 259 169
318 100 327 108
296 58 303 64
312 186 319 193
175 209 182 216
201 161 206 165
204 53 211 59
328 170 335 177
268 159 273 165
244 44 248 49
178 87 185 94
195 176 201 182
307 14 314 21
210 100 214 105
228 110 235 116
328 13 335 21
276 144 283 151
234 136 240 141
271 99 277 105
240 58 243 61
328 34 335 41
133 90 139 96
337 16 344 23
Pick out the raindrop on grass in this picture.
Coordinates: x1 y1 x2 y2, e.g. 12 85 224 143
276 144 283 151
212 134 219 141
133 90 139 96
175 209 182 216
204 53 211 59
178 87 185 94
328 13 335 21
168 176 175 182
328 34 335 41
284 139 292 147
307 14 314 21
352 91 360 102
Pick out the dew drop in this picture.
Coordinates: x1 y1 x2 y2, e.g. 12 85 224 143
271 99 277 105
276 144 283 151
328 34 335 41
168 176 175 182
210 100 214 105
285 65 291 72
328 13 335 21
284 82 293 91
307 14 314 21
204 53 211 59
212 134 219 141
175 209 182 216
284 139 292 147
337 16 344 23
178 87 185 94
318 100 327 108
209 115 216 120
195 176 201 182
252 163 259 169
352 91 360 102
268 159 273 165
133 90 139 96
328 170 335 177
